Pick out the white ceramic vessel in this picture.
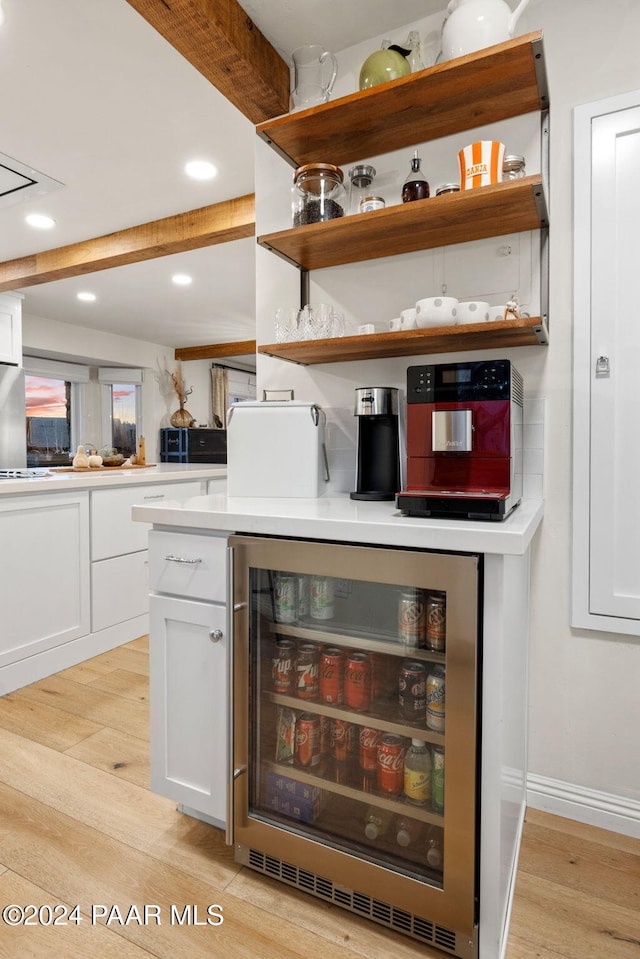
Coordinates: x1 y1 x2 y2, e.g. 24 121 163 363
415 296 458 328
441 0 530 62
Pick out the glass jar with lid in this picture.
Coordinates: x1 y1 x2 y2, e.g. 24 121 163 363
347 163 377 214
292 163 346 227
502 154 526 180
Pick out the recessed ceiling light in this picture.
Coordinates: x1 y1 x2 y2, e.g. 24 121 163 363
25 213 55 229
172 274 193 286
185 160 218 180
77 292 96 302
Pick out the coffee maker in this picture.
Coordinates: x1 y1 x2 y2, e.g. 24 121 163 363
350 387 401 501
396 360 523 520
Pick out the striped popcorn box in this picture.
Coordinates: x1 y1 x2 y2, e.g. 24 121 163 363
458 140 505 189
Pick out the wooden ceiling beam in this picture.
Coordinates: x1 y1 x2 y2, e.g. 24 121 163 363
125 0 290 123
0 194 255 292
175 339 256 361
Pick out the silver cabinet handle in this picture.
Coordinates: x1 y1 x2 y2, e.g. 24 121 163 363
209 628 223 642
164 555 202 565
143 494 165 499
233 765 247 780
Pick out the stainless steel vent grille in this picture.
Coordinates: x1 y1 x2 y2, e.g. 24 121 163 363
246 848 459 952
511 366 524 408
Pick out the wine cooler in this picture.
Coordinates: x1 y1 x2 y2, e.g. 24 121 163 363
229 535 481 958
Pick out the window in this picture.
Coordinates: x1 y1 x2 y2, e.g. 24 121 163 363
99 368 143 457
109 382 138 456
23 358 89 467
25 374 72 466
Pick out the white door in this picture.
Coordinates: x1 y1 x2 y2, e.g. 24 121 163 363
149 594 228 825
573 92 640 630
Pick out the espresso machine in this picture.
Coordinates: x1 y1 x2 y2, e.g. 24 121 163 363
350 387 401 501
396 360 523 520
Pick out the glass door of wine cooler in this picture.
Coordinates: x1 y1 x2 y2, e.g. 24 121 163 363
230 536 480 958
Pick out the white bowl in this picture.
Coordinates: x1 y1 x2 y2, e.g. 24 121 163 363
457 300 490 324
400 308 417 330
488 305 507 322
415 296 458 328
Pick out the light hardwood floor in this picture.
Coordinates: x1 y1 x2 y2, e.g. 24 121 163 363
0 637 638 959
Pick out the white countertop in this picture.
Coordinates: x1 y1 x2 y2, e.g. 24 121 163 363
132 485 544 556
0 463 226 496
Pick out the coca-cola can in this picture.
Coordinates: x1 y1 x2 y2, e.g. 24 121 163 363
319 647 343 704
376 734 405 796
426 590 447 652
295 643 320 700
330 718 353 762
272 639 295 695
344 652 372 711
398 589 426 647
398 660 427 722
359 726 381 772
295 713 321 768
274 573 296 623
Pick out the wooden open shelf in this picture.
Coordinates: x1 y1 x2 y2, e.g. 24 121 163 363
258 176 546 271
257 32 548 168
259 315 549 366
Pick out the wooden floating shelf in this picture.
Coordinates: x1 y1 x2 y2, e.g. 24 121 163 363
258 176 547 271
259 316 549 366
257 32 548 168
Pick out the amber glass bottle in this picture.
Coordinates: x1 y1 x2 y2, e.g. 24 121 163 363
402 150 429 202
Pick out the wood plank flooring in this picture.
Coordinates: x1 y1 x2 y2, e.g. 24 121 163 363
0 636 638 959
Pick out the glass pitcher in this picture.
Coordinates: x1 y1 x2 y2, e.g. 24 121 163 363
290 45 338 112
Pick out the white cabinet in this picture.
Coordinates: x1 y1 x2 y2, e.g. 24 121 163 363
90 480 203 632
573 90 640 634
0 292 22 366
149 530 229 826
91 481 203 560
0 491 90 672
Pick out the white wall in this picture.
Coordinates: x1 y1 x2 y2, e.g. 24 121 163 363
255 0 640 818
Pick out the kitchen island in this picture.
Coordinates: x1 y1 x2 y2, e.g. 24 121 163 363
133 487 543 959
0 463 226 695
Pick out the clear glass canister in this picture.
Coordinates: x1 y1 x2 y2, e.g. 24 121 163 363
347 163 377 214
502 154 526 180
292 163 346 226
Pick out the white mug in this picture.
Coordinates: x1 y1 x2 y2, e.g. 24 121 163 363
488 304 507 322
389 317 402 331
400 308 417 330
457 300 490 324
415 296 458 328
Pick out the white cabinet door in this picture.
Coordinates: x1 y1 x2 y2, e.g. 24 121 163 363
573 93 640 632
0 492 90 667
0 292 22 366
150 594 227 825
91 480 203 560
91 550 149 632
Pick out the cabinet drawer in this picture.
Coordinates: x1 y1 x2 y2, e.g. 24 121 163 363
91 551 149 632
91 481 203 560
148 530 227 603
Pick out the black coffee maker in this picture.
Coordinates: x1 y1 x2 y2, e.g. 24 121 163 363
350 387 401 501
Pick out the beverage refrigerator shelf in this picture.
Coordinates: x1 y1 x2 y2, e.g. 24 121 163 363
256 32 548 169
266 760 445 827
257 176 547 272
268 692 446 746
259 315 548 365
270 621 447 664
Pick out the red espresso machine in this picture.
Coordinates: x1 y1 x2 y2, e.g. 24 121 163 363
396 360 523 521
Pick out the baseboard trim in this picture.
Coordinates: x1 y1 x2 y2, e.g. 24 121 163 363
527 773 640 839
0 615 149 695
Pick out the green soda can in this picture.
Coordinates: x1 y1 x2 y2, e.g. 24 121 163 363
432 745 445 812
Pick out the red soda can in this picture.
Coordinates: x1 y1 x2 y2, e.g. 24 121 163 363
330 718 353 762
359 726 381 772
344 652 372 711
376 734 405 796
295 713 321 767
319 647 343 704
272 639 295 695
295 643 320 700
